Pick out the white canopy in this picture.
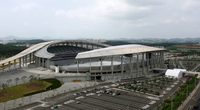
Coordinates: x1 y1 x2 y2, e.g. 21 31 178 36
165 69 186 79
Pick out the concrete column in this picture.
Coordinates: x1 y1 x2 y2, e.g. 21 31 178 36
35 57 38 66
81 42 83 48
22 56 25 67
35 57 37 66
111 56 114 79
89 58 92 73
33 54 36 63
42 58 45 67
14 60 16 68
129 55 133 77
146 53 149 72
19 57 21 68
152 53 155 68
0 64 2 72
2 63 5 71
142 53 145 76
25 55 27 66
154 52 157 68
41 58 43 67
100 58 103 78
77 60 79 73
43 58 45 67
8 61 11 70
151 53 154 69
155 52 158 67
153 52 156 68
161 51 164 67
121 55 124 78
132 54 136 78
136 54 139 77
38 57 41 67
155 52 158 68
158 52 161 67
29 54 32 64
92 45 94 49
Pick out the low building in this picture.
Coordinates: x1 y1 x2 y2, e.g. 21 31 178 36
165 69 186 79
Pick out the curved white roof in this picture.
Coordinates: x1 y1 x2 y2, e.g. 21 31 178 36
76 44 165 59
34 40 109 59
0 40 109 65
0 41 53 64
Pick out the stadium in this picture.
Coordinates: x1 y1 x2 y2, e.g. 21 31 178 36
0 40 165 81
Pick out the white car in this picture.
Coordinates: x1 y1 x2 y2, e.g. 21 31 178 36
73 93 78 96
103 86 109 88
86 93 95 96
97 94 102 96
50 104 62 109
112 93 116 96
82 90 87 93
96 90 103 94
75 96 85 100
64 100 75 104
76 101 81 104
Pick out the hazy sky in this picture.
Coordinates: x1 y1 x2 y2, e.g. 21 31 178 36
0 0 200 39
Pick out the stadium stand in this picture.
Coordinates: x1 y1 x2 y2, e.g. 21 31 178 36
47 45 90 61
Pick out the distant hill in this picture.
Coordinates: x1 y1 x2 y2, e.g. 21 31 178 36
11 39 47 44
104 38 200 47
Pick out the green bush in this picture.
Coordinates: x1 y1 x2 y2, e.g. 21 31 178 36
42 78 62 90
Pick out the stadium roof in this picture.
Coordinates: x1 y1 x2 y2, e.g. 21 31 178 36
76 44 165 59
34 40 109 59
34 45 55 58
0 41 53 64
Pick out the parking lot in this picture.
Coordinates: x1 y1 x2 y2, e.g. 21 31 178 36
30 83 158 110
11 75 181 110
119 76 177 96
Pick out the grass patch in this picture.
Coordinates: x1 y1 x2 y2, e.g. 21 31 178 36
0 78 62 102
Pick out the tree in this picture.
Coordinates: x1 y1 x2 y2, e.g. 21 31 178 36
6 79 12 87
2 83 7 89
21 76 27 83
0 44 26 58
29 75 34 82
15 77 19 86
0 81 2 89
36 74 40 80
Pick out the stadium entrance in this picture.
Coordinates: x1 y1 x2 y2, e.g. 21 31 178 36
91 75 102 81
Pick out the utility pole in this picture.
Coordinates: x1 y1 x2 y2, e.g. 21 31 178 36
187 84 189 96
171 100 173 110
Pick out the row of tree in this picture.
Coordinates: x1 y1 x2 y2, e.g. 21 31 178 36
0 44 26 58
0 75 37 89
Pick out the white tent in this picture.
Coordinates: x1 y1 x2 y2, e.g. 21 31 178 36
165 69 186 79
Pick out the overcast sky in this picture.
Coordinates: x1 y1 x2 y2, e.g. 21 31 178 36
0 0 200 39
